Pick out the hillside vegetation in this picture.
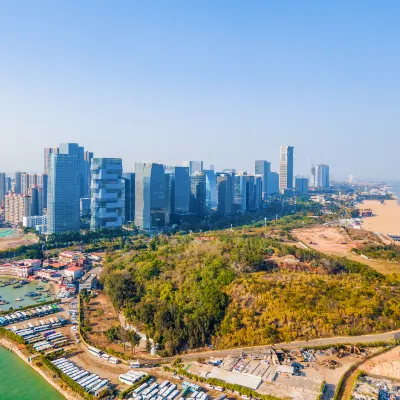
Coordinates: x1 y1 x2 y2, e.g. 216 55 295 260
353 244 400 263
101 230 400 355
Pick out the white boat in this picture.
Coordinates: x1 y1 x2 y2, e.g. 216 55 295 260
15 297 24 301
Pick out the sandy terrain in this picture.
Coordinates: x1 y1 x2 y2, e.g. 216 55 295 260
0 229 38 250
292 226 400 274
356 200 400 236
293 226 357 255
362 346 400 379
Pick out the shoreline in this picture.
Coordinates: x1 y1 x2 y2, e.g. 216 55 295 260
356 199 400 236
0 338 75 400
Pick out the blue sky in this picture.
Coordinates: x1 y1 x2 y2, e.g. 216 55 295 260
1 1 399 180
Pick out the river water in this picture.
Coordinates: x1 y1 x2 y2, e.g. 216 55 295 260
0 346 64 399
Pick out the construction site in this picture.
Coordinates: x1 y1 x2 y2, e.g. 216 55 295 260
186 345 373 400
352 375 400 400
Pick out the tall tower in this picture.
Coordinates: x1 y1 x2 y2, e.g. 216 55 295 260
189 171 206 217
255 160 270 200
14 171 23 194
0 173 5 207
279 146 294 190
216 172 233 215
311 159 316 188
134 163 165 231
315 164 330 188
44 147 59 174
90 158 123 230
47 153 80 234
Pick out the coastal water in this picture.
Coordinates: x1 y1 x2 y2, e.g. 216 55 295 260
0 346 64 399
0 278 54 311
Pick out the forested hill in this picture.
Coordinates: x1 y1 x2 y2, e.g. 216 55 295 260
100 231 400 356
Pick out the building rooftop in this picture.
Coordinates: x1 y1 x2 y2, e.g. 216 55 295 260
206 367 262 390
49 262 68 269
66 266 83 272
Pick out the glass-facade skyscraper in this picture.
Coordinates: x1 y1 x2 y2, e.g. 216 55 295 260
188 161 203 176
122 172 135 223
295 176 309 194
234 175 247 212
47 153 80 234
135 162 165 231
216 172 233 215
279 146 294 190
90 158 123 230
316 164 330 188
189 171 206 217
59 143 92 198
172 167 190 213
204 169 217 209
255 160 270 200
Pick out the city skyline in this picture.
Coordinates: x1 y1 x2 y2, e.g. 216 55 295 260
0 2 399 181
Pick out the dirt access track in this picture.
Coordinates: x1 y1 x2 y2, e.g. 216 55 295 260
292 226 400 274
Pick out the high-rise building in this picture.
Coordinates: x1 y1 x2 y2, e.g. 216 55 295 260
165 166 190 225
90 158 123 230
5 193 31 225
267 172 279 195
315 164 330 188
14 171 23 194
47 153 80 234
21 173 30 195
216 173 233 215
135 163 165 231
36 174 48 209
189 171 206 217
255 160 270 200
58 143 92 198
172 167 190 213
122 173 135 224
245 175 256 211
80 198 91 217
44 147 59 174
295 176 309 194
234 174 247 212
84 151 94 197
310 161 316 188
164 172 175 226
279 146 294 190
204 169 217 209
255 176 263 210
188 161 203 176
5 176 12 193
0 173 5 206
29 186 40 216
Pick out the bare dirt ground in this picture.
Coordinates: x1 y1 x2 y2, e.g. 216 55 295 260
83 293 149 357
0 231 38 250
339 347 398 400
362 346 400 379
83 293 122 351
293 226 400 274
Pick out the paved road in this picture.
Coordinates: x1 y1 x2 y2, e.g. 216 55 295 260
178 329 400 361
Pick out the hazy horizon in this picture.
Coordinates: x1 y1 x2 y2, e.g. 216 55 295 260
1 1 399 181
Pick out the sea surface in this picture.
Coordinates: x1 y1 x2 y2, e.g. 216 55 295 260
0 346 64 399
0 278 55 311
